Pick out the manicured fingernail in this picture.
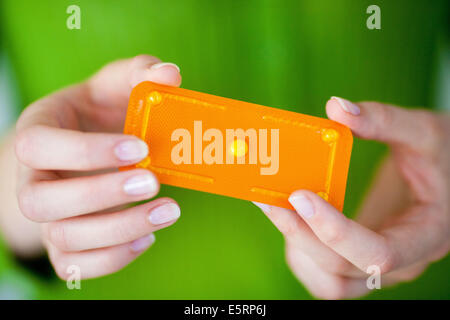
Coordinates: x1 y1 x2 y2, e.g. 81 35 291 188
331 96 360 115
114 140 148 162
123 174 158 196
150 62 180 72
253 201 271 213
130 234 155 252
149 202 181 225
288 194 315 219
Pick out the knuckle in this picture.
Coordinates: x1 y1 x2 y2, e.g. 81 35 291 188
101 253 127 275
131 54 160 68
48 251 70 281
14 131 28 163
371 241 396 274
53 260 70 281
318 219 347 247
15 105 36 131
279 223 299 238
128 55 161 88
372 103 394 139
78 134 94 169
114 220 136 243
14 126 41 164
356 102 392 139
325 257 353 274
47 222 70 251
17 184 40 221
419 112 443 154
278 219 302 238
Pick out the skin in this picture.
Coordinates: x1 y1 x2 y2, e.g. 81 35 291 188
1 55 183 279
254 98 450 299
0 55 449 298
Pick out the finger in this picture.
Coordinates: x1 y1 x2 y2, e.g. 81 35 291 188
16 55 182 133
382 261 428 286
15 55 182 170
18 169 159 222
380 203 448 270
286 246 369 300
253 202 364 277
46 234 155 280
288 190 396 274
355 155 410 231
43 198 180 252
326 97 439 153
88 54 182 110
15 125 149 170
395 150 446 203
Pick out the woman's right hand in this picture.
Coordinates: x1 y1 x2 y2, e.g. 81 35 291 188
14 55 182 280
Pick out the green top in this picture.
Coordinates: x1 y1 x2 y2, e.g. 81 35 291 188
0 0 449 299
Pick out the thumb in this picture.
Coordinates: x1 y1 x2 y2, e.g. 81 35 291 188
88 54 182 110
326 97 437 153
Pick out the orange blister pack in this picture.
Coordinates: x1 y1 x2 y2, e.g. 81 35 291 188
122 82 353 210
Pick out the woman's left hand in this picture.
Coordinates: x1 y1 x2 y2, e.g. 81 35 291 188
254 97 450 299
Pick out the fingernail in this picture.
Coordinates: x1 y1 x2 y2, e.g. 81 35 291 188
130 234 155 252
288 194 315 219
252 201 271 213
123 174 158 196
331 96 360 116
149 202 181 225
114 140 148 162
150 62 180 72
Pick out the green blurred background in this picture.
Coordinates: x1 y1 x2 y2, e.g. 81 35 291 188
0 0 449 299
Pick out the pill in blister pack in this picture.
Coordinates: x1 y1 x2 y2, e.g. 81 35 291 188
121 81 353 210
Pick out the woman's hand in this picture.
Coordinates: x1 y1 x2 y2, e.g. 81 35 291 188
14 55 182 279
254 97 450 299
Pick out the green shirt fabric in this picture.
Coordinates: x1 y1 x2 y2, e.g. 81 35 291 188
0 0 449 299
